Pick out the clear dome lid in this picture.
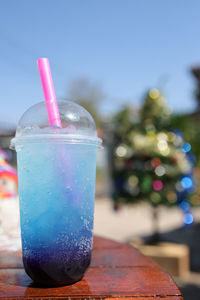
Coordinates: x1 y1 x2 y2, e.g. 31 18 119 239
11 100 102 150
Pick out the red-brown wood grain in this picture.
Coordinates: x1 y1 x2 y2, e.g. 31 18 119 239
0 236 183 300
105 296 182 300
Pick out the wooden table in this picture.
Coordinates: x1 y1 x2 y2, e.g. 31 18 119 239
0 236 183 299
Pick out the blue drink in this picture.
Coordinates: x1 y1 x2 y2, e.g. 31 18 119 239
16 140 97 286
12 100 101 286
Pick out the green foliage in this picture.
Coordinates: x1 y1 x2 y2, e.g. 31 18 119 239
170 114 200 166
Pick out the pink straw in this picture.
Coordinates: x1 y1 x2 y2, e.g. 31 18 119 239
37 58 62 128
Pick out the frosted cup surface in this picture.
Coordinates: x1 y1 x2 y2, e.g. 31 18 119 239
11 101 101 286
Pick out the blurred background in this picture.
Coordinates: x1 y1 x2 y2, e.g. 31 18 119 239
1 0 200 298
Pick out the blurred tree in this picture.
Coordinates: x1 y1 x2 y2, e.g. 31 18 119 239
170 114 200 166
166 67 200 213
67 77 105 128
110 89 195 240
169 67 200 167
191 66 200 108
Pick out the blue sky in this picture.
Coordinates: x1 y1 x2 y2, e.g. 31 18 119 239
0 0 200 125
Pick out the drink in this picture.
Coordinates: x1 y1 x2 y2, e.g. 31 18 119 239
12 101 101 286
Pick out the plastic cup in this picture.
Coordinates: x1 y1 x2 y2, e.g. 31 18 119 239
11 100 102 286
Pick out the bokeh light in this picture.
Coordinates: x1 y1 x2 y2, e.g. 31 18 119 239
158 140 168 151
153 180 163 191
175 181 184 192
146 124 156 132
168 132 175 142
128 175 139 187
179 200 190 212
115 145 127 157
141 175 152 192
149 88 160 99
166 191 177 203
181 176 193 189
155 165 166 176
181 143 191 153
173 135 183 147
157 132 168 141
184 213 193 225
150 192 161 204
151 158 161 168
125 183 140 196
160 148 170 156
